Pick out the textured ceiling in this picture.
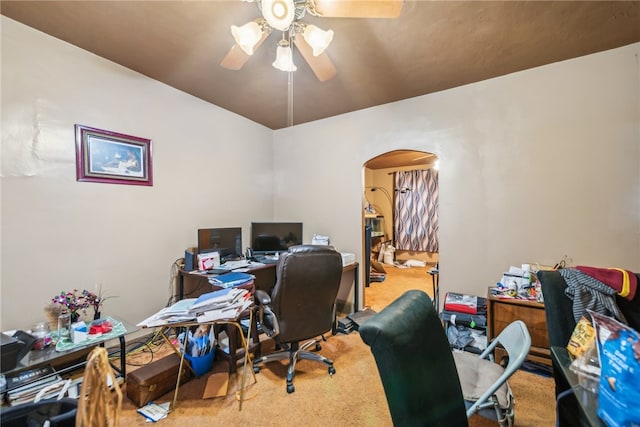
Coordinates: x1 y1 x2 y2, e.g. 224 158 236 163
2 1 639 130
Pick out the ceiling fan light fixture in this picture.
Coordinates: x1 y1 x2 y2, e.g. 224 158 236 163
302 24 334 56
261 0 295 31
231 21 264 55
272 40 297 72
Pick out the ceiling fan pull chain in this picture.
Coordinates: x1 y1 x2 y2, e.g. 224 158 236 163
287 67 294 127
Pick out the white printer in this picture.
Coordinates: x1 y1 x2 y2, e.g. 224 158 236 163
340 252 356 267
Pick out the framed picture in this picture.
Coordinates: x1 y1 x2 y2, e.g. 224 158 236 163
75 125 153 186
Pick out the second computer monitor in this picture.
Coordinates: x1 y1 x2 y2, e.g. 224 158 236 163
250 222 303 255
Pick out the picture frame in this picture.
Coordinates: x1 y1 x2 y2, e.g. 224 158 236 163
75 124 153 186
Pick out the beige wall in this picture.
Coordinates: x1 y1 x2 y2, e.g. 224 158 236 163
2 16 639 330
1 18 274 331
273 43 640 308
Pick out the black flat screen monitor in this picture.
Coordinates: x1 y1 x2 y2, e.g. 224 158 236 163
250 222 303 255
197 227 242 261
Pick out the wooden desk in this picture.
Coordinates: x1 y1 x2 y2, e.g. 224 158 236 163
177 264 276 301
177 262 360 316
336 262 360 316
213 306 261 374
176 263 359 358
487 290 550 366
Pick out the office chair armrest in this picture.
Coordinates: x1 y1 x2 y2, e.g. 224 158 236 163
254 289 279 337
254 289 272 306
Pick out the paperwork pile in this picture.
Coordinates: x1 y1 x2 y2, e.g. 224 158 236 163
207 271 254 288
137 287 251 327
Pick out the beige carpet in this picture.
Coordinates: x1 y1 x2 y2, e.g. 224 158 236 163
117 266 556 426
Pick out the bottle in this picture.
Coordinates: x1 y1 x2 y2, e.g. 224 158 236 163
31 321 50 350
57 309 71 341
521 264 532 296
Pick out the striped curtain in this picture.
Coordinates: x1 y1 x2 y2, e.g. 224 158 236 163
394 169 439 252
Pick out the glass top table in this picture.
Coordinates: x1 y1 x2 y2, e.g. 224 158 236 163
550 346 604 427
2 317 138 394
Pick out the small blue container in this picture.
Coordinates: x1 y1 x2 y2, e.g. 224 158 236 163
185 350 215 377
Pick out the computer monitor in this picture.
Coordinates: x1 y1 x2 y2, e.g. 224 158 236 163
250 222 303 255
197 227 242 262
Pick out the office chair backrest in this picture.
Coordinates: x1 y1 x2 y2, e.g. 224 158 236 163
360 290 469 427
270 244 343 343
537 270 578 350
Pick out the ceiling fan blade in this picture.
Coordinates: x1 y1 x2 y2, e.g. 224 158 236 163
220 31 270 70
293 36 336 82
312 0 403 18
220 44 251 70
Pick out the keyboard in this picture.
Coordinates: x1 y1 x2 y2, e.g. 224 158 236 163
222 260 251 270
254 256 279 265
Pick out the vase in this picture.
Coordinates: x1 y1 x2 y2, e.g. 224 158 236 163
94 311 101 321
57 311 71 340
70 312 80 323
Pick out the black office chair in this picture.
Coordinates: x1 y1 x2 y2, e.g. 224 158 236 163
360 290 469 427
252 244 343 393
0 398 77 427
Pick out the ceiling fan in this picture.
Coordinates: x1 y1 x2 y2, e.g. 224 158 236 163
220 0 404 82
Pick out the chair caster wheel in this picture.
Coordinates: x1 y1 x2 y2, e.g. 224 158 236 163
315 343 322 351
328 366 336 376
287 384 295 393
253 366 260 374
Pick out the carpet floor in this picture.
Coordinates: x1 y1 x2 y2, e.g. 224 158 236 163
117 265 556 426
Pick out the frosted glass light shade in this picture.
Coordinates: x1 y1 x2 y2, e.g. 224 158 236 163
262 0 295 31
231 21 263 55
303 24 334 56
272 45 297 72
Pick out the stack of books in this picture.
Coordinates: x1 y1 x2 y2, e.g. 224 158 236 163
3 365 66 406
137 286 252 327
207 271 254 289
443 292 487 315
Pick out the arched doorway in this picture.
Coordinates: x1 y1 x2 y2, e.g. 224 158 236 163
362 149 439 310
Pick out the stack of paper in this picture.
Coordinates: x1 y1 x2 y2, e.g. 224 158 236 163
137 287 252 327
194 288 252 323
136 298 198 327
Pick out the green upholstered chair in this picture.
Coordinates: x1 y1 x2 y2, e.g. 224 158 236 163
538 269 640 427
360 290 469 427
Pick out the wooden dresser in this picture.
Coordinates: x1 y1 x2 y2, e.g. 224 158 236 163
486 289 551 366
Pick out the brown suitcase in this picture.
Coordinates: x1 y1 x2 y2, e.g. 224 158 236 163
126 353 191 407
